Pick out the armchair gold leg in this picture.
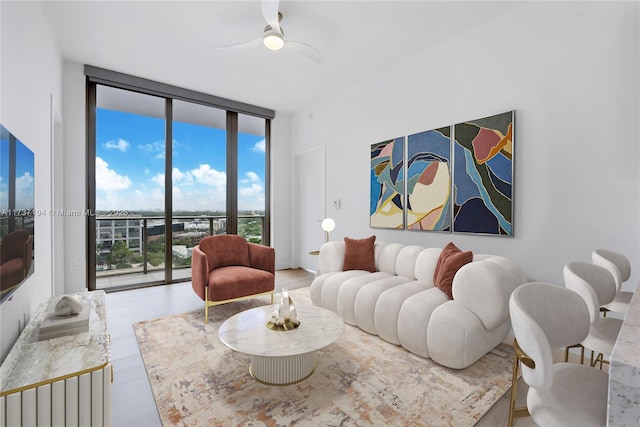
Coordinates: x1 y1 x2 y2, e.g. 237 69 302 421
508 339 532 427
205 287 209 325
202 289 275 324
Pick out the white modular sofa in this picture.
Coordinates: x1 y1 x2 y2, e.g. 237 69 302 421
310 241 527 369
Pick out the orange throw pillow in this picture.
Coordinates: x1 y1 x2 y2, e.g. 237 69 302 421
343 236 376 272
433 242 473 299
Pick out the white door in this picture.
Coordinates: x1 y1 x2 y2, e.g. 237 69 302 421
296 146 325 272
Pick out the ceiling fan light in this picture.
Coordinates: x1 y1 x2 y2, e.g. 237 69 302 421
263 32 284 51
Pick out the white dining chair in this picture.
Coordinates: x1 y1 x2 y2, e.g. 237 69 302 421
563 262 623 368
592 249 633 314
508 282 609 427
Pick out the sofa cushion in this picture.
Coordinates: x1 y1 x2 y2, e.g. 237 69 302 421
433 243 473 299
207 265 273 301
433 242 461 280
343 236 376 272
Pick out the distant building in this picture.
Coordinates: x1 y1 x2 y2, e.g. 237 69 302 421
96 217 143 254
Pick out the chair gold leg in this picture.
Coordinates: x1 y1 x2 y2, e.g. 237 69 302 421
271 291 274 304
508 339 531 427
564 343 584 363
590 353 609 370
205 287 209 325
508 343 520 427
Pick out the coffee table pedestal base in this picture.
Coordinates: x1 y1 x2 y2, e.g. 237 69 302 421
249 352 316 385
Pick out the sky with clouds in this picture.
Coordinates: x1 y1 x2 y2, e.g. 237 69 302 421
96 109 265 212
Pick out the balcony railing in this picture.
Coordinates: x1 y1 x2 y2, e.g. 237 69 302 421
95 214 265 284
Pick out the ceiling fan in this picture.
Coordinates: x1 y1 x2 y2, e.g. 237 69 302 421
216 0 323 64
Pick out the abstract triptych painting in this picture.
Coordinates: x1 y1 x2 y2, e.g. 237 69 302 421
370 137 405 229
370 111 514 236
406 127 452 232
453 111 513 235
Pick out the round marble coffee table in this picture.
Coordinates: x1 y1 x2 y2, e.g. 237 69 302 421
218 303 344 385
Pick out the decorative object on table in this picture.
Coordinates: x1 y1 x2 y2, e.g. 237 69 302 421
267 289 300 331
370 137 405 229
453 110 514 235
406 126 452 232
39 295 90 340
321 217 335 243
54 294 83 315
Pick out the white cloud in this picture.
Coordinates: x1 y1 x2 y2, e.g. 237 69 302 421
138 140 164 153
172 168 194 183
238 171 264 210
252 139 265 153
15 172 34 202
138 139 186 160
191 164 226 187
151 173 165 187
15 172 33 192
104 138 130 152
239 182 264 198
241 171 260 184
95 157 131 191
150 168 195 188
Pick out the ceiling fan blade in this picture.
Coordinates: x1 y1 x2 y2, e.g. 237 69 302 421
215 37 262 51
284 41 323 64
261 0 281 34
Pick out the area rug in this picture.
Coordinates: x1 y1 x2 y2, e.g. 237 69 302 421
133 287 515 426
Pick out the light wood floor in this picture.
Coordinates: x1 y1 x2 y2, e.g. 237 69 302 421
106 269 539 427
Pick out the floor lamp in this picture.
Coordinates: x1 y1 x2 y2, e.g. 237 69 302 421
321 218 336 243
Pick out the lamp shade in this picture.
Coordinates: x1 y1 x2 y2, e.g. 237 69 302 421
321 218 336 232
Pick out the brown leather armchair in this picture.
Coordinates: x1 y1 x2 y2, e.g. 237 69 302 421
0 230 33 297
191 234 275 323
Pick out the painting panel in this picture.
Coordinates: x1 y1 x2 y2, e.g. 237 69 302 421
406 126 451 232
453 111 514 236
370 137 405 229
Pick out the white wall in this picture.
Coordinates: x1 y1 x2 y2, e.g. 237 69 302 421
271 112 294 269
61 61 88 294
0 2 62 361
291 1 640 288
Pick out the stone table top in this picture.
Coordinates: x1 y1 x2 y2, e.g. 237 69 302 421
608 286 640 426
218 303 344 357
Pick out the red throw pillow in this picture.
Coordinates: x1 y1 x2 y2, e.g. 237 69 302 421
433 242 462 281
343 236 376 273
433 242 473 299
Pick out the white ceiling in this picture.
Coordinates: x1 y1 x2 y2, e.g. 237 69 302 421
41 1 521 114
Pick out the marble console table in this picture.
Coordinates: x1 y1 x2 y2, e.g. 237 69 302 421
608 286 640 426
0 291 111 426
219 303 344 385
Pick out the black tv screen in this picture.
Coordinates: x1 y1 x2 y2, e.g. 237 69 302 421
0 124 35 302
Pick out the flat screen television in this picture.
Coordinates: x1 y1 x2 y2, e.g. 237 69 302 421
0 124 35 303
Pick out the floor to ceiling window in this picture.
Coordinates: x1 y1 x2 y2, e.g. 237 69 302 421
86 66 273 291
